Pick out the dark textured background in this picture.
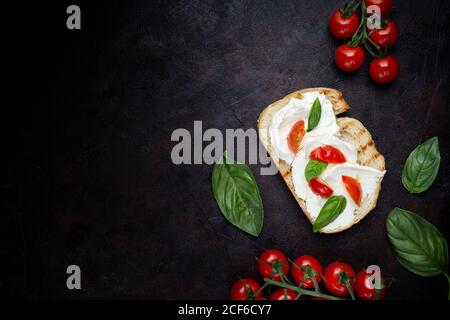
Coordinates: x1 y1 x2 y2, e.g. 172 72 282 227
3 0 450 299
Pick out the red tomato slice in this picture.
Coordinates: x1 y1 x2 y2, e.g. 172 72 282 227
310 145 346 164
287 120 305 154
342 175 362 206
308 178 334 198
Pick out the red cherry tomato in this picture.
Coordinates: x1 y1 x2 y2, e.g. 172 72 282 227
291 255 323 289
329 10 360 39
230 279 263 300
323 262 355 297
335 44 365 72
354 269 386 300
310 145 347 164
365 0 393 16
288 120 305 154
342 175 362 206
269 288 297 300
369 20 399 48
258 249 289 280
369 55 399 84
308 178 334 198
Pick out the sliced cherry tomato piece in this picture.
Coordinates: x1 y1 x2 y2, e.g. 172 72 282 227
310 145 347 164
308 178 334 198
342 175 362 206
287 120 305 154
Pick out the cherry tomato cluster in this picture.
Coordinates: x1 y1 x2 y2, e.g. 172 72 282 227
330 0 399 83
230 249 386 300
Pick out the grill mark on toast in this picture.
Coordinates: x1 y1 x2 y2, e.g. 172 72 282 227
340 122 350 132
359 140 374 152
293 92 303 99
356 128 366 137
282 170 291 178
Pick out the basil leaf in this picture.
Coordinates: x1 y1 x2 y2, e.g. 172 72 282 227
212 152 264 237
307 98 322 132
305 160 328 181
402 137 441 193
386 208 448 277
313 196 347 233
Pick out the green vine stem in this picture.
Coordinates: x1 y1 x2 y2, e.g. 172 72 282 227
347 0 366 47
263 278 346 301
252 282 269 299
347 0 385 58
341 0 360 18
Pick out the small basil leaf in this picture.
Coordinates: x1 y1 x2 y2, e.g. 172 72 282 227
402 137 441 193
313 196 347 233
307 98 322 132
305 160 328 182
386 208 448 277
212 152 264 237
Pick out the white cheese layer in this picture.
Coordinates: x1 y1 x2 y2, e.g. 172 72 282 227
292 137 386 232
291 134 358 202
269 91 340 164
318 164 385 231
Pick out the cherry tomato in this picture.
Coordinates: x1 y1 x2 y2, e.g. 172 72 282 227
291 255 323 289
365 0 393 16
335 44 365 72
342 175 362 206
230 279 263 300
323 262 355 297
369 20 399 48
258 249 289 280
369 55 399 84
310 145 347 164
354 269 386 300
269 288 297 300
288 120 305 154
308 178 334 198
329 10 360 39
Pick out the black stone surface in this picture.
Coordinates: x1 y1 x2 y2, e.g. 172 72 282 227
3 0 450 299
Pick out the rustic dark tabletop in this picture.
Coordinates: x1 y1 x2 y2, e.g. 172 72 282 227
3 0 450 299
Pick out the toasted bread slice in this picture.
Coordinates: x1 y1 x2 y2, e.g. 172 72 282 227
258 88 385 233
